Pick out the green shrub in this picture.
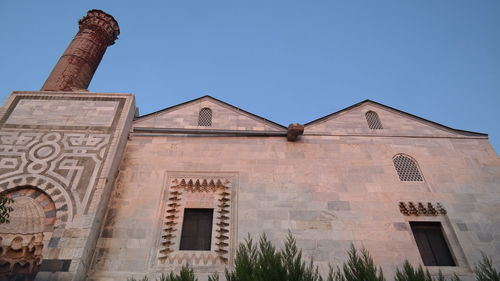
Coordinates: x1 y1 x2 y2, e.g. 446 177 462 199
394 260 460 281
282 233 322 281
395 261 433 281
207 273 219 281
0 196 13 224
127 233 499 281
334 244 385 281
224 232 323 281
223 233 385 281
475 254 500 281
159 264 197 281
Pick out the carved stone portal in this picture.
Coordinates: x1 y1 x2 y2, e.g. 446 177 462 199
0 187 56 281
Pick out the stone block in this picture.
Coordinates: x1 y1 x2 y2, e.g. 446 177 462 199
477 232 493 242
39 259 71 272
393 222 409 231
290 210 321 220
456 223 468 231
48 237 60 248
327 201 351 211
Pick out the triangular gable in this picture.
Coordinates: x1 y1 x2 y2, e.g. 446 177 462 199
134 96 286 132
305 100 486 137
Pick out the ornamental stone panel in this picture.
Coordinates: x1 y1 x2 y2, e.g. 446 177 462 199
0 91 135 281
154 174 237 267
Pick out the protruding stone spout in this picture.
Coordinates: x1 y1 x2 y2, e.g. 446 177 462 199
41 9 120 92
287 123 304 141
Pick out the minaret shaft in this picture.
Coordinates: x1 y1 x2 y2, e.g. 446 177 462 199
41 10 119 92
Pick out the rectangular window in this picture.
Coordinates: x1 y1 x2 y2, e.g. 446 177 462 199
180 208 214 251
410 222 455 266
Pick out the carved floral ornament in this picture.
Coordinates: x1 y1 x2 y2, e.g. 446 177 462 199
157 176 233 266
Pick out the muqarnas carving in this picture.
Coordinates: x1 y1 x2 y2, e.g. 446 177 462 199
399 202 447 216
0 187 57 279
158 177 232 265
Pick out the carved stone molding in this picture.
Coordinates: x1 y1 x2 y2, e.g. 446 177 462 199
399 201 447 216
78 9 120 45
155 174 236 266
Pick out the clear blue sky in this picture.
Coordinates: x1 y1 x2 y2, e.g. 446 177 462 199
1 1 499 154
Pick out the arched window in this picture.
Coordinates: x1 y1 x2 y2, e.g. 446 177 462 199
198 108 212 126
393 154 423 181
365 111 383 129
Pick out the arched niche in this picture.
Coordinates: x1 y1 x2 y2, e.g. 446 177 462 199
0 186 57 280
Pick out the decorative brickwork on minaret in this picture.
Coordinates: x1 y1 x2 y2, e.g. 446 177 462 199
41 10 120 92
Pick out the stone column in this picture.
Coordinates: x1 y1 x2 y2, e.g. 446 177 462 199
40 10 120 92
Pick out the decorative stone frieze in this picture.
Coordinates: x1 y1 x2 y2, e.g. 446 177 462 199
399 202 447 216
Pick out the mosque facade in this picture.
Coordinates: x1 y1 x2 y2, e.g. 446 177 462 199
0 10 498 281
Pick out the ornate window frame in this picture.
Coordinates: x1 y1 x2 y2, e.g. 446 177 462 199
398 202 471 275
151 172 237 269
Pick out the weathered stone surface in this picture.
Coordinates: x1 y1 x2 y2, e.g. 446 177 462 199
2 23 500 281
89 106 500 281
41 10 119 92
6 99 119 127
327 201 351 211
133 96 286 132
287 123 304 141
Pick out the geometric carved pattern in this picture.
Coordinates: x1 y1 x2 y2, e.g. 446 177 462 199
198 108 212 127
393 154 423 182
399 202 447 216
365 111 383 129
0 131 111 218
158 177 232 265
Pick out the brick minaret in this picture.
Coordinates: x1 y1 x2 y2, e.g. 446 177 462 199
41 10 120 91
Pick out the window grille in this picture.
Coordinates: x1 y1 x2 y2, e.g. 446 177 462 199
393 154 423 181
198 108 212 126
410 222 455 266
365 111 383 129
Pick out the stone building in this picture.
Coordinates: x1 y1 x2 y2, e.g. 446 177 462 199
0 9 499 281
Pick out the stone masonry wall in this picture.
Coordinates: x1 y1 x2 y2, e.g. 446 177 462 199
89 128 500 281
135 96 285 131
